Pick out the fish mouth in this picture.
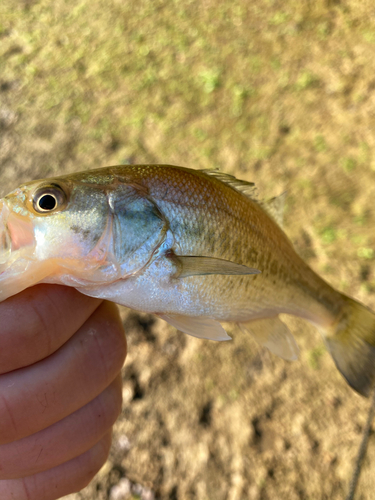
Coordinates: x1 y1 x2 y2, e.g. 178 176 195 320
0 226 11 265
0 201 11 266
0 200 35 270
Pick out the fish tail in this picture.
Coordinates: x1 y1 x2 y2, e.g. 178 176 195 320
323 294 375 397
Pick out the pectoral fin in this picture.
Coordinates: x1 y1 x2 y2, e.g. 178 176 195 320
157 313 231 341
174 255 260 278
238 316 299 361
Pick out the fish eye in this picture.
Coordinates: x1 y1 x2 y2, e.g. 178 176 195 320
32 185 67 214
38 194 57 211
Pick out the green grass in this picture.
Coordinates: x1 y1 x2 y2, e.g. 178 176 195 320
308 346 326 370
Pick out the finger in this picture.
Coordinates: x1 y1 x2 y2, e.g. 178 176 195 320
0 284 103 374
0 373 122 479
0 430 112 500
0 301 126 444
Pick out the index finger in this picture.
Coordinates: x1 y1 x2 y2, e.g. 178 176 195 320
0 284 102 374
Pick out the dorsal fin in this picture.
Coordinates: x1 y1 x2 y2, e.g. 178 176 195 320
200 168 286 229
200 169 258 200
261 192 286 228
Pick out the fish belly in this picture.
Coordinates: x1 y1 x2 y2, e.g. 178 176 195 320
74 249 315 324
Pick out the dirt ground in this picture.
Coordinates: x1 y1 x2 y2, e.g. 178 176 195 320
1 0 375 498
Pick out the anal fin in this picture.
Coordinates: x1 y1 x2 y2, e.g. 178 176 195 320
157 313 231 341
238 316 299 361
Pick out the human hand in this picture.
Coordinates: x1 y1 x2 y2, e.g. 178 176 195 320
0 284 127 500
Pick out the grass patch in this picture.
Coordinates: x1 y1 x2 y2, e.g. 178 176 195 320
314 135 327 152
357 247 374 260
308 346 326 370
341 157 356 172
199 69 221 94
320 227 337 244
295 71 320 91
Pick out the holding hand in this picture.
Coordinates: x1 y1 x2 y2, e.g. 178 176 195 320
0 285 127 500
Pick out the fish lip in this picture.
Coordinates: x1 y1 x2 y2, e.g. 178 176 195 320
0 201 12 266
0 199 35 269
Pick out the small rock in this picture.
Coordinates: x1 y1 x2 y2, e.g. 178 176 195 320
109 478 132 500
133 483 155 500
117 434 131 451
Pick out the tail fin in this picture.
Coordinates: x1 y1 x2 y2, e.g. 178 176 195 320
324 295 375 397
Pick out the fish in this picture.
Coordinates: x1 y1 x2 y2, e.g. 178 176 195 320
0 164 374 396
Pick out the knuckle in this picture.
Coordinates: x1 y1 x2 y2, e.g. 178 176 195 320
107 325 127 374
76 435 112 490
25 298 55 358
104 378 123 425
91 378 123 434
91 304 127 382
0 393 18 444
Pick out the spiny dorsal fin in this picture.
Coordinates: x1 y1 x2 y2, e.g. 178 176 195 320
201 168 286 229
261 192 286 229
200 169 258 199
